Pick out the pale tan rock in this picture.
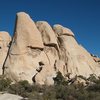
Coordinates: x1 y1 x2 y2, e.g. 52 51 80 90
35 64 56 85
58 35 100 78
53 24 74 36
34 46 59 85
36 21 58 46
0 32 11 75
54 25 100 78
4 50 50 83
10 12 44 55
4 12 44 83
0 93 23 100
4 12 58 84
3 12 100 85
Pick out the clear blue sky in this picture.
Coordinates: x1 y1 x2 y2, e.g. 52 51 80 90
0 0 100 56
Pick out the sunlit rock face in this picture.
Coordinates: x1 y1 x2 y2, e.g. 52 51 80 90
3 12 45 83
2 12 100 85
53 24 100 78
0 32 11 75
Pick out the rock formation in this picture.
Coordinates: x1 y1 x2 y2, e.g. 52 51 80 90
53 24 100 78
0 12 100 85
0 93 23 100
0 32 11 75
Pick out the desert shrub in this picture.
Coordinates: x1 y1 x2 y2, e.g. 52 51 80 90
53 71 68 85
87 74 97 83
0 75 12 91
87 82 100 92
42 85 56 100
87 74 100 92
55 85 68 100
8 80 32 97
1 74 100 100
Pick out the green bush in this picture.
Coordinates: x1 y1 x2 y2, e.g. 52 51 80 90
87 74 97 83
1 74 100 100
8 80 33 97
53 71 68 85
0 75 12 91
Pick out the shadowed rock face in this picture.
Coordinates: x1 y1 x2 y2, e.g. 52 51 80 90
0 32 11 75
1 12 100 85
